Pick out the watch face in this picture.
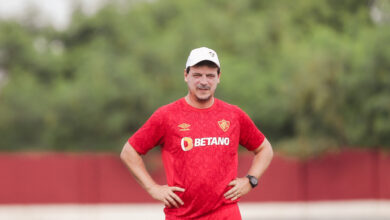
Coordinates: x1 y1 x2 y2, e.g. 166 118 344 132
250 178 258 186
247 175 258 187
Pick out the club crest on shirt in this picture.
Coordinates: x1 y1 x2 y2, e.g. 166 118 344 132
218 119 230 132
178 123 191 131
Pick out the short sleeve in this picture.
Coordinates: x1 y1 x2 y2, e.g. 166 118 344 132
238 108 265 151
128 108 165 155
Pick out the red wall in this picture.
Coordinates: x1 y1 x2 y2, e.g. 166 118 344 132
0 149 389 204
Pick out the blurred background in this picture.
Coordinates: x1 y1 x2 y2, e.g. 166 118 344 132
0 0 389 219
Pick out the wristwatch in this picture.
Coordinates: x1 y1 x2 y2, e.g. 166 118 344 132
246 175 258 188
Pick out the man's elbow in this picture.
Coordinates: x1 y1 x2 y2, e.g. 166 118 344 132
267 142 274 159
120 142 130 162
257 138 274 159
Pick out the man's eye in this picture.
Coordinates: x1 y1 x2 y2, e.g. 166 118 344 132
207 75 215 78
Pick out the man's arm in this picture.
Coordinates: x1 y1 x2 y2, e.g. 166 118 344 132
120 142 185 207
224 138 274 201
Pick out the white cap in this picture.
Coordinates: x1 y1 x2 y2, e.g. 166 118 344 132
185 47 220 68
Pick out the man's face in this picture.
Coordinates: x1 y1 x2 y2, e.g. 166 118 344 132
184 65 220 103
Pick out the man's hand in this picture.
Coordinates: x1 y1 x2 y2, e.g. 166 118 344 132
147 184 185 208
224 177 252 201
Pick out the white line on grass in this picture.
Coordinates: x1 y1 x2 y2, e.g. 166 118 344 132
0 200 389 220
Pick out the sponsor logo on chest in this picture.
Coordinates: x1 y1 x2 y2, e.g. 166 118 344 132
180 137 230 151
178 119 232 151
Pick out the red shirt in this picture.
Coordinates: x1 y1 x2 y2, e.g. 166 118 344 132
129 98 265 219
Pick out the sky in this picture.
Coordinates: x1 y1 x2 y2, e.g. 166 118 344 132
0 0 106 29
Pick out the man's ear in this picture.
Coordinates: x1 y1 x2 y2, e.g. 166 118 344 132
184 69 188 82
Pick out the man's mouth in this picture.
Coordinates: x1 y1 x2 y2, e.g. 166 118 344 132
197 86 210 90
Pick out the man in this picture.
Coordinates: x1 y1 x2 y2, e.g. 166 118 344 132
120 47 273 219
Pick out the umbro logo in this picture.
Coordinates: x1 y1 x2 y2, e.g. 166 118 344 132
178 123 191 131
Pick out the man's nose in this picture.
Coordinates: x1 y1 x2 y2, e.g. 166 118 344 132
199 75 207 84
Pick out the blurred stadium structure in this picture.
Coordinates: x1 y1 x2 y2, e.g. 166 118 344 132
0 0 390 219
0 150 389 219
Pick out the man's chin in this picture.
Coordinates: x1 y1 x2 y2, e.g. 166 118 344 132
195 95 212 103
